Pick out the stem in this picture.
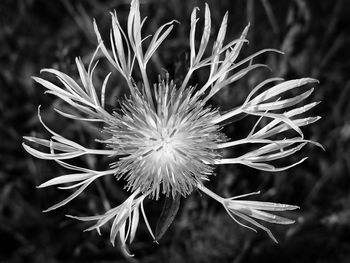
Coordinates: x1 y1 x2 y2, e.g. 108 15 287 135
214 158 240 165
217 138 248 149
217 138 306 149
180 68 193 91
126 78 137 99
86 149 118 155
140 65 155 110
211 106 243 124
197 79 213 97
196 183 224 203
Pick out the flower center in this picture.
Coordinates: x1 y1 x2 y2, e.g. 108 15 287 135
105 80 226 198
140 124 179 163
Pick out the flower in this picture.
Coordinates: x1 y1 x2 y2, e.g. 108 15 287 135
23 0 321 255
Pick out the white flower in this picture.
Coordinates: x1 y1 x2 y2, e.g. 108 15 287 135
23 0 321 255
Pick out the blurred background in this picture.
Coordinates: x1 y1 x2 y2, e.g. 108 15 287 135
1 0 350 262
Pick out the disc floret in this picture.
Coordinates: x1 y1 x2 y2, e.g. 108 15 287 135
104 77 226 199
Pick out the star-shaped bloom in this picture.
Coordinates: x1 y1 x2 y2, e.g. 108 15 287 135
23 0 321 255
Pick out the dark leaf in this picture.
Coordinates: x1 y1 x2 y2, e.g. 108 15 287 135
155 193 181 242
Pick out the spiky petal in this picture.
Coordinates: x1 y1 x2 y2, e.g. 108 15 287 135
198 185 299 243
223 194 299 243
103 76 226 199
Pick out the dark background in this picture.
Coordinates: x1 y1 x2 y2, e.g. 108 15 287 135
1 0 350 262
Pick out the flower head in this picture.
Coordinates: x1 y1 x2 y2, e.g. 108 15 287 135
23 0 321 255
104 76 226 199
